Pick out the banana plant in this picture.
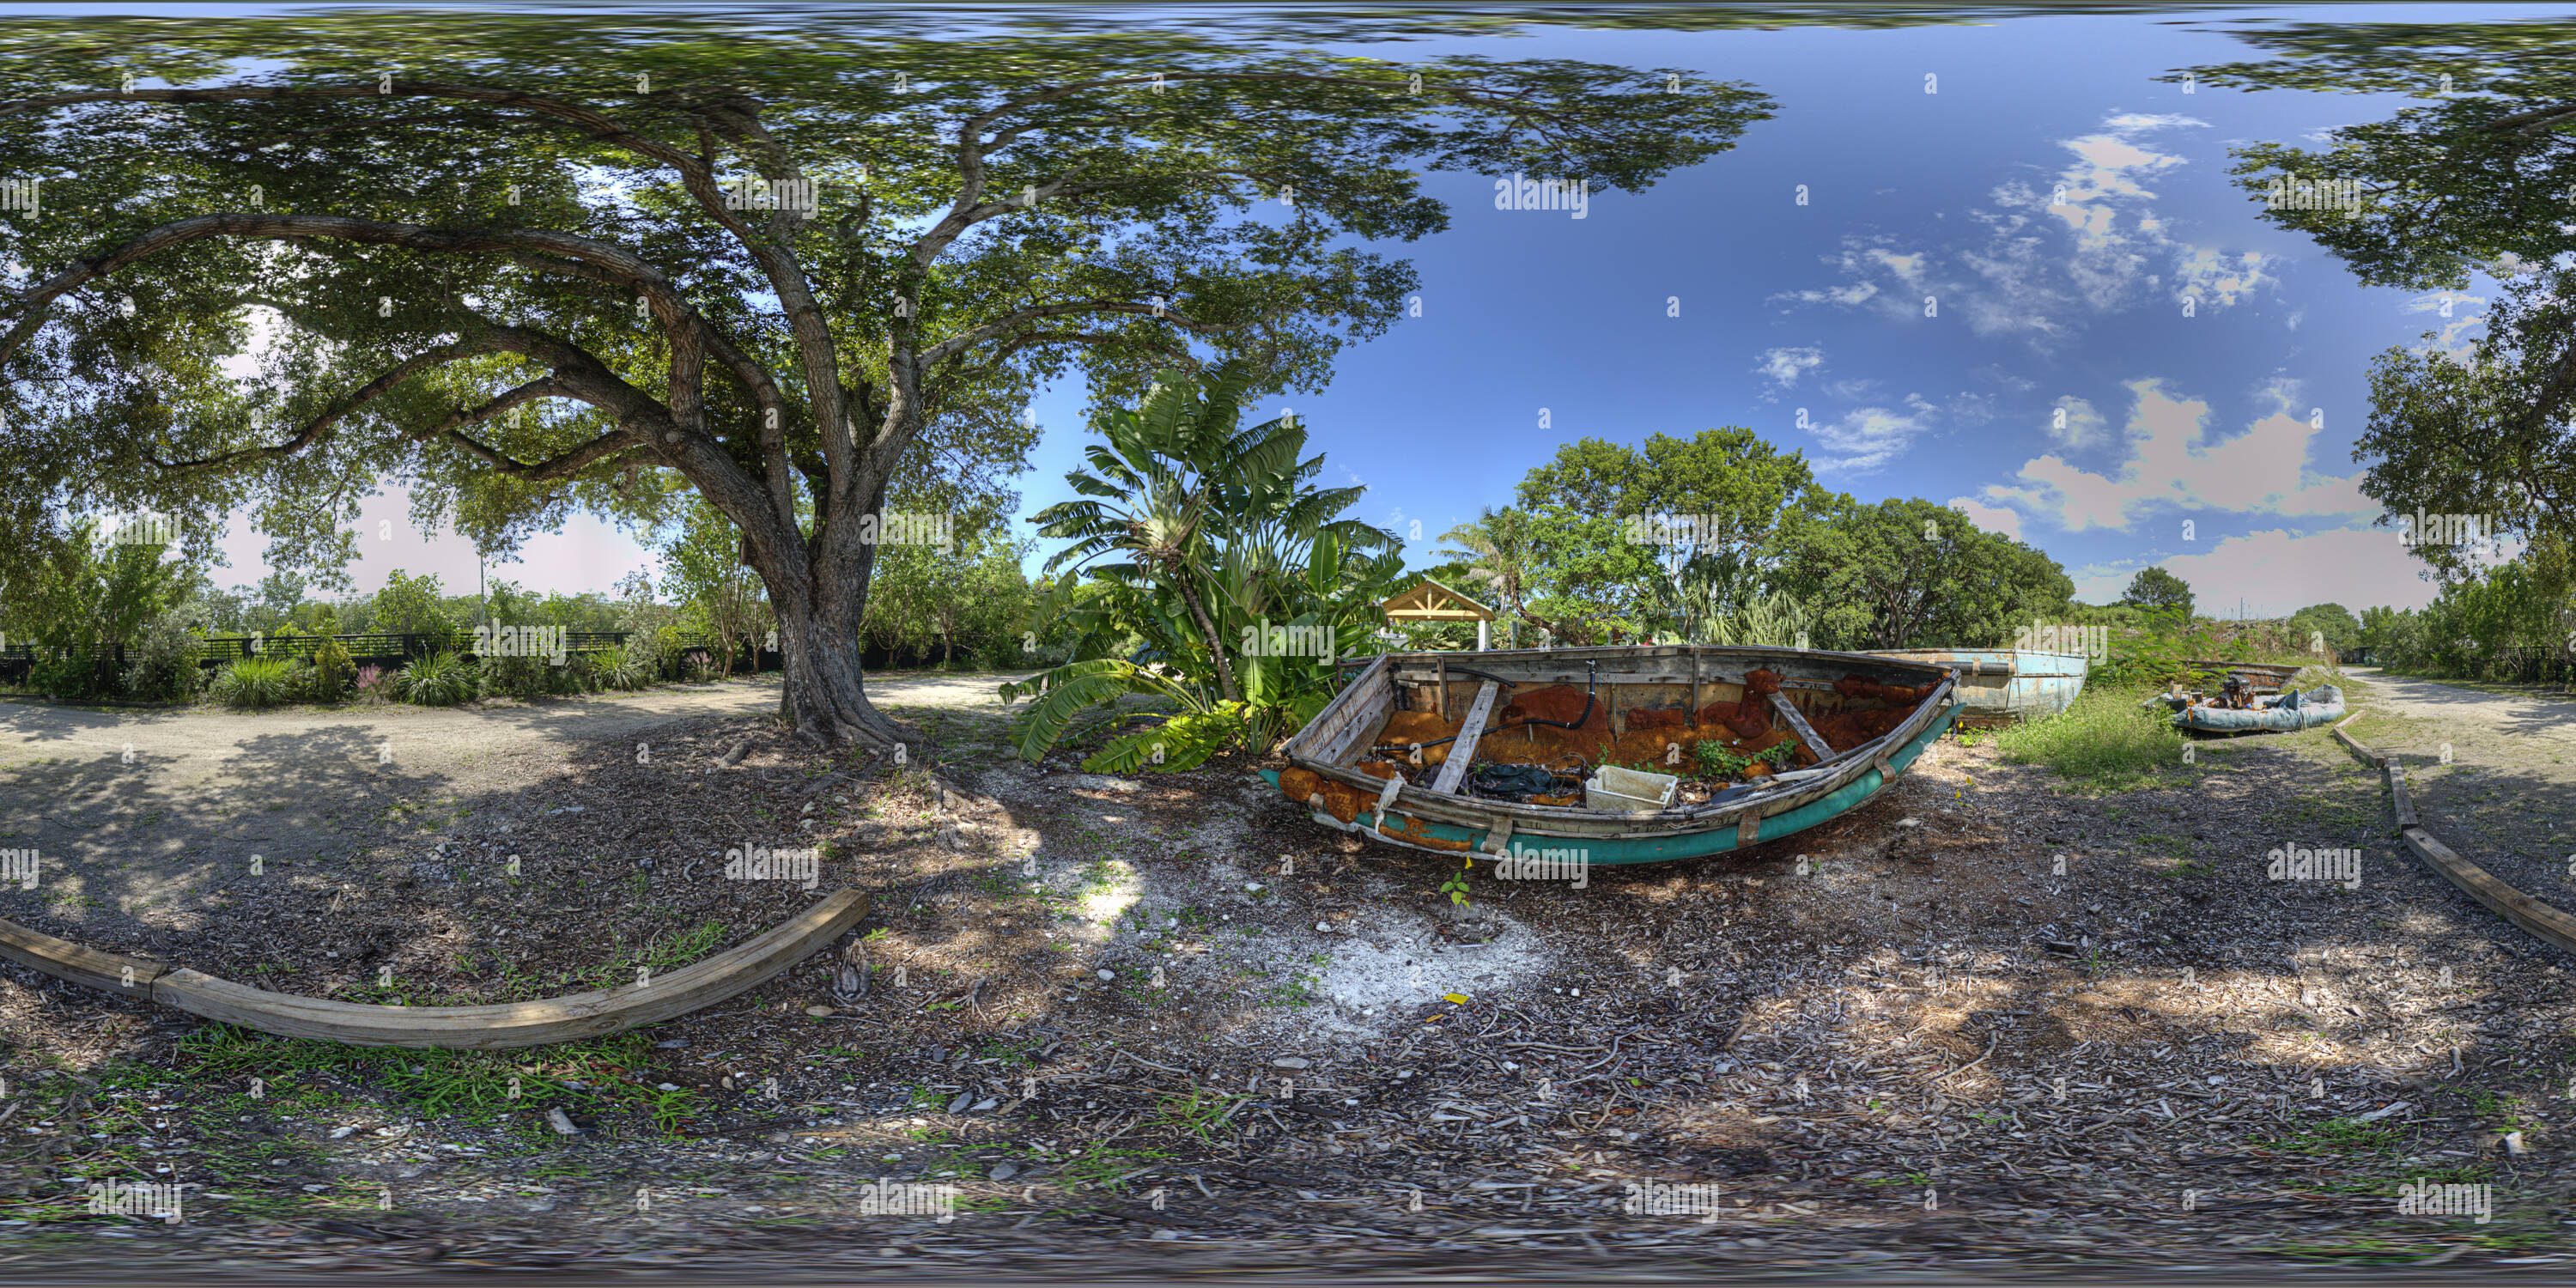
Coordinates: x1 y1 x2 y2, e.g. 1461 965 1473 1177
1005 368 1402 771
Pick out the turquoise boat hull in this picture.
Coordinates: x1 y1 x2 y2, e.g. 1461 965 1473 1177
1260 700 1959 866
1866 648 2089 724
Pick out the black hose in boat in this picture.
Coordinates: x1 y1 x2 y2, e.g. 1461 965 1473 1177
1515 659 1601 731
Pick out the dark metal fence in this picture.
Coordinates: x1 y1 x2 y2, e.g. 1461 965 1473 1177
0 629 632 681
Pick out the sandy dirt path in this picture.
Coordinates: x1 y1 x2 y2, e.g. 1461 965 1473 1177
2344 666 2576 745
2338 667 2576 914
0 670 1024 792
0 672 1030 943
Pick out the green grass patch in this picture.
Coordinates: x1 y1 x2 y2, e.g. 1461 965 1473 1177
1145 1087 1248 1141
174 1024 702 1132
1996 685 2186 792
1058 1143 1172 1188
2270 1115 2403 1155
2266 1237 2433 1265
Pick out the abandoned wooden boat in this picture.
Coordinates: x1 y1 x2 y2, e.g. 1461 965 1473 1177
1260 644 1960 864
1866 647 2090 726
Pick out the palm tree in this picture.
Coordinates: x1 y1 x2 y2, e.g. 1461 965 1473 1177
1436 507 1558 647
1206 406 1401 631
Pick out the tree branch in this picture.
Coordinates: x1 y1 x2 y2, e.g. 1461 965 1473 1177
139 341 485 472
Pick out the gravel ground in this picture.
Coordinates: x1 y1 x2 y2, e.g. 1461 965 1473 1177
0 674 2568 1278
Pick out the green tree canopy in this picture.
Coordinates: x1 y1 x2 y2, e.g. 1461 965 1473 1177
2119 567 2195 618
1772 495 2072 651
2286 602 2362 656
1507 428 1820 645
1513 428 1818 550
2181 19 2576 292
0 14 1771 747
2181 20 2576 577
2356 264 2576 585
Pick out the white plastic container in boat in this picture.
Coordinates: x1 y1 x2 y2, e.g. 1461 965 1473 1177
1585 765 1680 813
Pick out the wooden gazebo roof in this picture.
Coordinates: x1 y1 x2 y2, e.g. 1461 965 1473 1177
1381 578 1494 623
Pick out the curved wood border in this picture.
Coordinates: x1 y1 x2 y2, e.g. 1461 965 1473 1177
0 889 872 1049
2332 710 2576 958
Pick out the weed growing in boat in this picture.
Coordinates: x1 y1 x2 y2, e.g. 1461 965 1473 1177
1692 739 1794 781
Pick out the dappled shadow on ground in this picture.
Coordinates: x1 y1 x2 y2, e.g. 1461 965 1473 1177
0 694 2561 1267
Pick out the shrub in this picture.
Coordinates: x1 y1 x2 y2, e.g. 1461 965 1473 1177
280 659 320 702
568 650 616 693
355 663 387 695
29 655 100 701
683 649 720 683
311 637 357 702
478 653 556 701
122 617 205 702
211 658 295 709
394 651 478 706
607 640 657 690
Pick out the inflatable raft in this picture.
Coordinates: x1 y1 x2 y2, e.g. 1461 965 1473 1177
2157 683 2345 734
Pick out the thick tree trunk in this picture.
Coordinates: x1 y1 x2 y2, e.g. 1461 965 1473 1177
748 483 924 754
776 603 913 750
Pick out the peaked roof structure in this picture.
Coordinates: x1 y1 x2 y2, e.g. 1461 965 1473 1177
1380 578 1495 623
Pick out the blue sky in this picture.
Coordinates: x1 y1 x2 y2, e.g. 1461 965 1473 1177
210 3 2543 617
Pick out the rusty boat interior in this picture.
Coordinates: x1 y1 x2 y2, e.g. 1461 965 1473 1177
1267 644 1963 863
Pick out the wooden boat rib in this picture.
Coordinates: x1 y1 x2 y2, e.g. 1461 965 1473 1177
1264 644 1961 864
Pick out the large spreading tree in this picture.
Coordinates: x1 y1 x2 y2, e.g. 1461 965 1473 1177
0 16 1771 748
2180 19 2576 591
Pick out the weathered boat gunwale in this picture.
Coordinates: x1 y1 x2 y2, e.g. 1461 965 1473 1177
1283 644 1958 841
0 890 874 1049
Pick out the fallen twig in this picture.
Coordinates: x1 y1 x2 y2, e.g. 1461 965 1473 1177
1934 1035 2001 1083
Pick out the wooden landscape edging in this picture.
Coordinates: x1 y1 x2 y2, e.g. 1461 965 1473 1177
0 889 872 1050
2331 709 2576 958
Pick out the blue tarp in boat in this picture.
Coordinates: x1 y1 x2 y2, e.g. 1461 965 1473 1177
2158 684 2344 733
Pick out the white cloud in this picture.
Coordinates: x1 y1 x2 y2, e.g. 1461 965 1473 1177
2073 527 2458 616
1980 378 2376 532
1808 393 1937 473
2047 395 2109 451
1754 345 1825 389
1777 112 2274 348
2404 291 2486 355
1770 240 1925 321
1947 392 1997 423
2173 247 2276 309
1948 496 2022 540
